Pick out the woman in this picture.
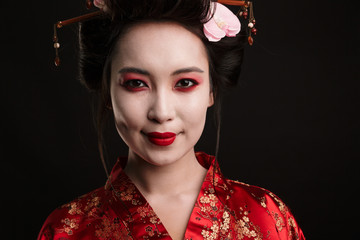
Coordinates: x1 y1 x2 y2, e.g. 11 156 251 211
39 0 305 239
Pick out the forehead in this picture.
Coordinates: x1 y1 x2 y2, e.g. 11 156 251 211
112 21 209 72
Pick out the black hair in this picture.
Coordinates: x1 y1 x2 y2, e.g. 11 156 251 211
78 0 247 177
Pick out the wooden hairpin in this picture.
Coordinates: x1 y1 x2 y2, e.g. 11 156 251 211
218 0 256 45
53 11 102 66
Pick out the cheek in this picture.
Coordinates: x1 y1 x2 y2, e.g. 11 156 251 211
179 90 210 129
111 88 146 131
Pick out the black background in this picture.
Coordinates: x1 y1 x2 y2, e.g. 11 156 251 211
2 0 359 239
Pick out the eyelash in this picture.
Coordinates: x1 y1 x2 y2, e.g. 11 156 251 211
122 79 199 92
174 79 199 91
122 79 148 91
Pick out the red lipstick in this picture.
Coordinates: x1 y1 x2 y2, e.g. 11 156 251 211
147 132 176 146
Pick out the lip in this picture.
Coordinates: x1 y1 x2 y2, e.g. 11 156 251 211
147 132 176 146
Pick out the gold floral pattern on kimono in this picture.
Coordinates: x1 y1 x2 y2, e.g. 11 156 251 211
38 152 305 240
95 216 132 240
58 217 79 235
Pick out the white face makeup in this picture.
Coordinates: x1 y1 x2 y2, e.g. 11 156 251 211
110 21 213 166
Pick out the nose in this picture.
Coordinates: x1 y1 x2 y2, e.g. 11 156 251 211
147 88 176 124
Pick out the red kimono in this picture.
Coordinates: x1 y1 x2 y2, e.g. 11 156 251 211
38 152 305 239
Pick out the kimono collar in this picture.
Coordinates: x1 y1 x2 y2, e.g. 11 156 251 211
102 152 232 239
105 152 225 191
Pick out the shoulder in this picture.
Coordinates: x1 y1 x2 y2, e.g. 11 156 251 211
226 179 284 209
224 179 305 239
37 186 108 240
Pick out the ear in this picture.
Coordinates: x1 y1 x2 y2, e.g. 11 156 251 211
106 97 113 110
208 91 214 107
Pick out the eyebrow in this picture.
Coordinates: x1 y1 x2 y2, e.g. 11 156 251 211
118 66 204 76
171 67 204 76
118 67 150 76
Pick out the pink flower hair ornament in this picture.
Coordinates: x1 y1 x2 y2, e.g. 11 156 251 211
203 2 241 42
93 0 109 13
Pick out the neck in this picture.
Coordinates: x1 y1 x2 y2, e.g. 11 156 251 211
124 149 207 196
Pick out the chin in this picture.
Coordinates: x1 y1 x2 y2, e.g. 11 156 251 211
146 149 183 166
131 145 194 167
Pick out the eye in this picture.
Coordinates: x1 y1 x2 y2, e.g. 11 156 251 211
175 79 198 88
122 79 148 90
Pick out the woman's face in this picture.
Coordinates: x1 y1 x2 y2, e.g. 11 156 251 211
110 21 213 166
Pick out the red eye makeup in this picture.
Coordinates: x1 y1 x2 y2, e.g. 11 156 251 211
120 73 149 91
174 74 203 92
117 69 204 92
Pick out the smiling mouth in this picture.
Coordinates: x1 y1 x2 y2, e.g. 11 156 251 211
146 132 176 146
